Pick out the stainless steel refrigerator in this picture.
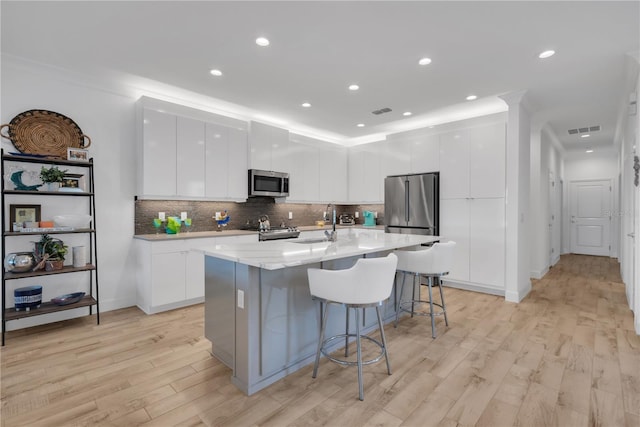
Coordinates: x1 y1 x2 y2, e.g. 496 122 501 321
384 172 439 235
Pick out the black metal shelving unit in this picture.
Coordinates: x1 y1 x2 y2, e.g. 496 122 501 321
1 150 100 345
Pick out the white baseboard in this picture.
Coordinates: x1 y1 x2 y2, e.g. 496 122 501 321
137 297 204 315
442 280 505 297
530 266 549 280
505 280 532 303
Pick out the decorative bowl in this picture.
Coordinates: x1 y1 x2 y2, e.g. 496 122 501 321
53 214 92 229
4 252 37 273
51 292 85 306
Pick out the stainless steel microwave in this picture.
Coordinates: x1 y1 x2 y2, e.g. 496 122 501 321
248 169 289 197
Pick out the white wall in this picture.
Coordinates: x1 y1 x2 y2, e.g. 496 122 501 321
2 57 138 329
561 151 619 255
529 126 564 279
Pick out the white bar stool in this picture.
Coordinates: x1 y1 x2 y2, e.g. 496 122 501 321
393 241 456 338
307 253 398 401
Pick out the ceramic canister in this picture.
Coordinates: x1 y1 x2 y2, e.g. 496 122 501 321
14 285 42 311
72 246 87 268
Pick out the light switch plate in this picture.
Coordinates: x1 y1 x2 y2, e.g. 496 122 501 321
158 212 165 221
288 211 293 219
355 211 359 218
181 212 187 220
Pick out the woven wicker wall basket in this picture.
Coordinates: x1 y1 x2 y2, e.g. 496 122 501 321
0 110 91 158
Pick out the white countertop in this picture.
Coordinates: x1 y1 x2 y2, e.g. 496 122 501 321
133 224 385 241
200 228 438 270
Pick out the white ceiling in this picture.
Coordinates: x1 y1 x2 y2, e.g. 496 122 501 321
2 1 639 151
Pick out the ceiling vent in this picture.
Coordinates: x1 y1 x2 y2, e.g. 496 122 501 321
372 107 392 115
567 125 601 135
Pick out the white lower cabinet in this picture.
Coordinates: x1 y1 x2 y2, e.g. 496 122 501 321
440 197 505 293
136 237 217 314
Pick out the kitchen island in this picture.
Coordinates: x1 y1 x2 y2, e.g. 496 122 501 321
201 228 438 395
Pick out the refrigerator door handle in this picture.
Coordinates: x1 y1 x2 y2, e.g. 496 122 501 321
405 180 410 223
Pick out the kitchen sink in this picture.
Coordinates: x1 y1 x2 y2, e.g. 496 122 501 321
291 237 331 244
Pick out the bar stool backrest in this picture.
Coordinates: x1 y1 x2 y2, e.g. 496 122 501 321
308 253 398 305
396 241 456 275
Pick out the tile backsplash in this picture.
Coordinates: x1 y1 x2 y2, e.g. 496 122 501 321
135 198 384 235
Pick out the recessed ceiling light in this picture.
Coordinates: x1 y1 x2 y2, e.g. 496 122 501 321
418 57 432 66
349 84 360 91
403 112 412 116
301 102 311 108
466 95 477 101
586 149 594 153
581 134 590 138
538 50 555 59
210 69 223 77
357 123 365 127
256 37 270 47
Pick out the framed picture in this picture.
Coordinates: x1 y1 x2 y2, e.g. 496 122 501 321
60 173 86 192
67 148 89 162
10 204 41 226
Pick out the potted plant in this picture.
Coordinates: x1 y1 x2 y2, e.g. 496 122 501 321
35 234 68 271
39 166 68 191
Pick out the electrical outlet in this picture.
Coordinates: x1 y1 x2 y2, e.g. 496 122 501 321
158 212 165 221
288 211 293 220
181 211 187 221
237 290 244 309
374 211 378 218
355 211 359 218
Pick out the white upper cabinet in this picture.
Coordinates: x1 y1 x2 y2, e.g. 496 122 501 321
288 141 319 202
226 127 248 200
177 117 205 198
439 122 505 199
137 97 248 201
468 122 506 198
439 130 470 199
140 108 177 197
205 123 230 199
205 122 248 200
380 138 410 178
318 144 348 203
348 144 382 203
410 134 439 174
249 121 290 172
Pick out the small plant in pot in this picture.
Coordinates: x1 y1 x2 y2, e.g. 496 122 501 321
39 166 68 191
35 234 68 271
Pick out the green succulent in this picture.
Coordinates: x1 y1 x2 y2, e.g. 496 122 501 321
39 166 68 183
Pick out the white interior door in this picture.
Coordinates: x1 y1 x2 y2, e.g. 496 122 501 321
569 180 611 256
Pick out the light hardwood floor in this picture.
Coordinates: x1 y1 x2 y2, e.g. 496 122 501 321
1 254 639 426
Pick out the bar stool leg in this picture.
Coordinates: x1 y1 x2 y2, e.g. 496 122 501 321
355 307 364 401
437 276 449 326
375 305 392 375
410 273 418 318
427 276 436 338
313 302 330 378
345 305 350 357
394 272 407 328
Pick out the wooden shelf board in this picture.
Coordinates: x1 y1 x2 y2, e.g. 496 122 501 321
4 264 96 280
4 295 96 321
2 153 92 167
4 229 95 237
3 190 94 197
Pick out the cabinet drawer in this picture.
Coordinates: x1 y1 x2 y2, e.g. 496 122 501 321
151 240 188 254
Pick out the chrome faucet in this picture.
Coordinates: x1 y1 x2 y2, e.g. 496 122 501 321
324 204 337 242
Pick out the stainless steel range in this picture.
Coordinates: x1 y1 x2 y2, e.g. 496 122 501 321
258 227 300 241
253 214 300 241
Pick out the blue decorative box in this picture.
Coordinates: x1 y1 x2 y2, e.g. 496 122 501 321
14 285 42 311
